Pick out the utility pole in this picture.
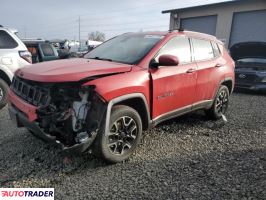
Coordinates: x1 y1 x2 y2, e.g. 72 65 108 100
24 27 27 39
78 16 81 49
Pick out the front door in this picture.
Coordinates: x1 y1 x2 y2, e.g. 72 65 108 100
150 36 197 120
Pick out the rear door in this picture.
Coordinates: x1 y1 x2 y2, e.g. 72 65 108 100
192 38 224 102
150 36 197 119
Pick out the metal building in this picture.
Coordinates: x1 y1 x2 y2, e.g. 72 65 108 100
162 0 266 48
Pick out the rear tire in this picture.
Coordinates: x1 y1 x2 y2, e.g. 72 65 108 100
205 85 230 120
0 79 9 110
93 105 142 163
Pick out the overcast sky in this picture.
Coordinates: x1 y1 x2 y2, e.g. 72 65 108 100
1 0 230 40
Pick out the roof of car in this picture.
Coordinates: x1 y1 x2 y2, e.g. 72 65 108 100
124 30 221 43
124 31 168 36
22 39 47 45
179 31 221 43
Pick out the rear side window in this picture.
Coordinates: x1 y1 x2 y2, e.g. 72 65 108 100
193 39 214 61
40 43 55 56
156 36 192 64
0 30 18 49
27 46 38 56
212 42 221 57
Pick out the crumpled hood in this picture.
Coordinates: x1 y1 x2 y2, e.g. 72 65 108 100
16 58 132 82
230 42 266 61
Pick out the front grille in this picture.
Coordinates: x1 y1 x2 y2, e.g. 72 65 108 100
235 72 257 84
11 76 50 107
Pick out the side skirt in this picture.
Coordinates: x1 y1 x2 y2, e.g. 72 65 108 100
151 100 213 127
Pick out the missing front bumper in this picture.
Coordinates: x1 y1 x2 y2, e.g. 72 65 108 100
9 105 96 154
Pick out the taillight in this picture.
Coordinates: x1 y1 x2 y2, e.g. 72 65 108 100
19 50 32 64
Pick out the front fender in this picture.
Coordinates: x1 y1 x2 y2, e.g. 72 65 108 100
82 70 151 103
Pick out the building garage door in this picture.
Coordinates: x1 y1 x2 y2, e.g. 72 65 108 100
230 10 266 47
180 15 217 36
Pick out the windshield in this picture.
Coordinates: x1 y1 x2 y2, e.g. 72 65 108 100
84 34 164 64
237 58 266 64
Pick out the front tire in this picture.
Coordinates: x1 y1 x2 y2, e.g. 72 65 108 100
94 105 142 163
0 79 9 110
205 85 230 119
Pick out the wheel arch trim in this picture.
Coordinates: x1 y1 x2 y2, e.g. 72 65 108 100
221 77 234 94
104 93 151 135
0 66 13 85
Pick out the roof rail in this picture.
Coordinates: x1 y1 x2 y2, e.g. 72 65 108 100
168 28 185 32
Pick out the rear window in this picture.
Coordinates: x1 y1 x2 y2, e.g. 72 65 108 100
40 43 55 56
27 46 38 56
0 30 18 49
193 39 214 61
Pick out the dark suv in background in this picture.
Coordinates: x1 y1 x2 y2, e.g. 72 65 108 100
230 42 266 91
23 39 59 63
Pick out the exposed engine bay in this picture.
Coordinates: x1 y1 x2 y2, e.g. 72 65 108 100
11 76 107 148
37 85 107 147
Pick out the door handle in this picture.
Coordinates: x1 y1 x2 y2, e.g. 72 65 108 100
186 68 196 73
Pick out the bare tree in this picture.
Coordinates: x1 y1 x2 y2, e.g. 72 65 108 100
88 31 105 42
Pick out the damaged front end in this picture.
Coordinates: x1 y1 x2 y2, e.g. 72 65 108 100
11 76 107 153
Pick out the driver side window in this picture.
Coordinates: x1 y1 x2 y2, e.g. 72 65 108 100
155 36 192 64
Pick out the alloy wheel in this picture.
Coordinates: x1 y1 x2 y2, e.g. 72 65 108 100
215 90 228 114
107 116 138 155
0 87 3 102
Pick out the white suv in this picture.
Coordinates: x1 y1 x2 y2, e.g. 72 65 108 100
0 25 31 109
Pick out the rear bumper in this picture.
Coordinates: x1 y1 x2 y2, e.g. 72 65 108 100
8 90 95 154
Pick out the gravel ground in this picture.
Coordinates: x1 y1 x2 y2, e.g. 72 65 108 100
0 91 265 199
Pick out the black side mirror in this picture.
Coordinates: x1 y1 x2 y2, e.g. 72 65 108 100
149 59 159 69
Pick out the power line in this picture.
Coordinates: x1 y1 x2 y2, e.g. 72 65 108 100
28 0 213 28
80 24 168 32
39 24 169 39
25 0 227 39
32 0 177 26
29 17 168 33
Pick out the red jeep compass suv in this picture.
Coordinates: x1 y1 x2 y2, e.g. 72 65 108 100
8 30 235 163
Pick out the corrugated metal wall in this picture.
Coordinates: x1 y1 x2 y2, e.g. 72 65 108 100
180 15 217 36
229 10 266 46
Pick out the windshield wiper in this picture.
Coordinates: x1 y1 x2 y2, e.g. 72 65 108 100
90 56 113 62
